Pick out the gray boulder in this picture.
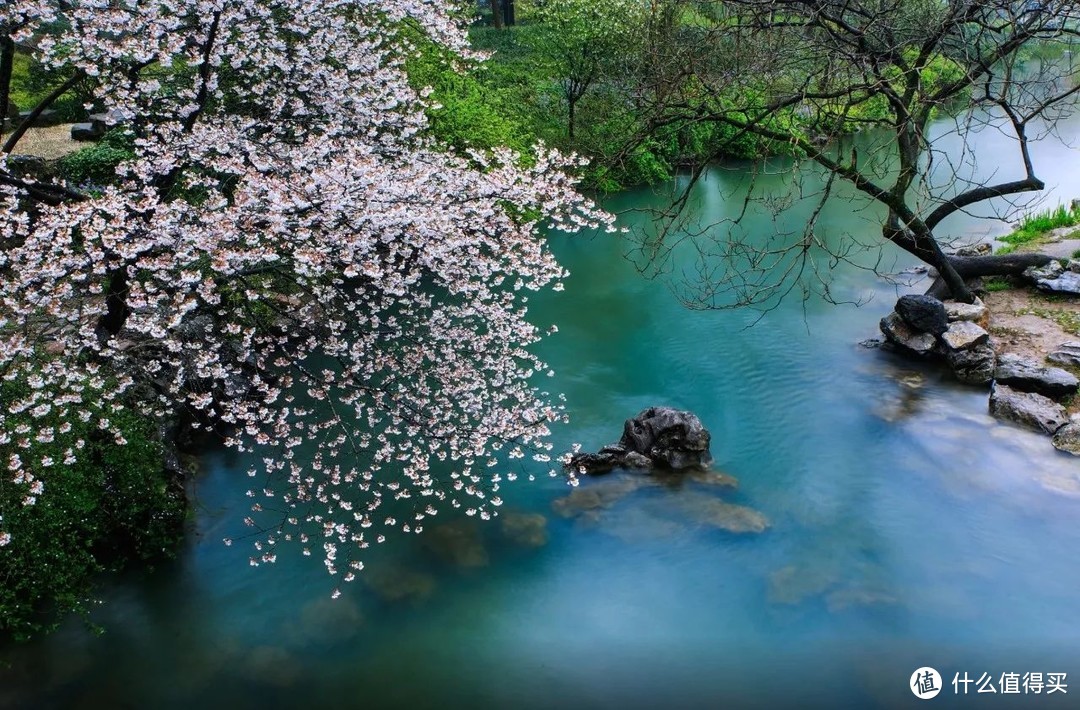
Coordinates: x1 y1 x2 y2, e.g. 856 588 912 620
619 406 712 470
940 320 990 352
954 243 992 257
18 108 60 127
946 344 996 385
896 294 949 336
71 122 99 142
989 383 1069 435
1048 342 1080 367
880 312 937 357
1037 270 1080 296
1025 260 1065 282
994 353 1079 400
1052 420 1080 456
944 298 990 329
565 451 622 475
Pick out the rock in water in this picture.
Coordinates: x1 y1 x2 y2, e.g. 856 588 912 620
879 312 937 357
946 344 996 385
619 406 712 470
499 511 548 548
989 383 1069 435
1048 342 1080 367
895 294 948 336
994 353 1079 400
954 243 992 257
1052 420 1080 456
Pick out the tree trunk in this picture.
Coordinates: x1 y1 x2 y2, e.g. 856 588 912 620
568 95 576 140
505 0 516 25
491 0 504 29
949 253 1052 278
100 267 130 338
0 37 14 133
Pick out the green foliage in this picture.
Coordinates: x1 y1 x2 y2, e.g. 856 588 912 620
8 52 92 123
0 371 184 641
996 203 1080 254
405 32 531 155
58 129 135 185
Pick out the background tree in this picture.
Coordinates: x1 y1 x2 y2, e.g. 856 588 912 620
0 0 609 599
523 0 646 139
629 0 1080 306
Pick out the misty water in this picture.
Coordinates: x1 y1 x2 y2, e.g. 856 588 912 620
4 112 1080 709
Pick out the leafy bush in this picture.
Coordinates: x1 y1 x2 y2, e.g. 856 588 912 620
0 371 184 641
58 129 135 185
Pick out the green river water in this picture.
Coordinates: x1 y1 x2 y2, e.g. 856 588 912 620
3 113 1080 709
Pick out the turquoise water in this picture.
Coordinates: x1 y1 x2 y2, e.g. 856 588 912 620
4 115 1080 709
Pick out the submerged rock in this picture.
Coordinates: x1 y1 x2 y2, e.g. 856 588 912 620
242 646 302 687
580 506 686 543
768 565 836 605
683 469 740 488
896 294 949 336
675 492 769 534
1052 420 1080 456
288 595 364 645
423 521 488 568
994 353 1079 400
989 383 1069 435
499 511 549 548
364 566 436 602
880 312 937 357
551 476 652 517
825 587 899 613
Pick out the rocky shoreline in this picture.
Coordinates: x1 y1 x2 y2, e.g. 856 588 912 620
872 262 1080 456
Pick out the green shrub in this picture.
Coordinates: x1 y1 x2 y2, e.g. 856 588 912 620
0 371 184 641
58 129 135 185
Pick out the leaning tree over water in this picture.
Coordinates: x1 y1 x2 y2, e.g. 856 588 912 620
630 0 1080 307
0 0 608 587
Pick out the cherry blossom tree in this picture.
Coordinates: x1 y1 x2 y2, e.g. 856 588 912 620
0 0 610 589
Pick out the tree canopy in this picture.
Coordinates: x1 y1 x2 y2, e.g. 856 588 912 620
628 0 1080 306
0 0 609 590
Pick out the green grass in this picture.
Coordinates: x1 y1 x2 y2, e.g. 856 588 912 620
7 51 92 123
996 203 1080 254
983 276 1013 292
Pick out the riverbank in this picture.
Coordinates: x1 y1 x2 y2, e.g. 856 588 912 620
984 287 1080 416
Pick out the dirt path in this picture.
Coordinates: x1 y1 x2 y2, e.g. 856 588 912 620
983 286 1080 414
2 124 81 159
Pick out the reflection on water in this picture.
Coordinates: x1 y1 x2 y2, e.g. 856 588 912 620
5 113 1080 709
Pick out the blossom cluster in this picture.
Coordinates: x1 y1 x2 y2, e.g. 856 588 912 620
0 0 611 582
